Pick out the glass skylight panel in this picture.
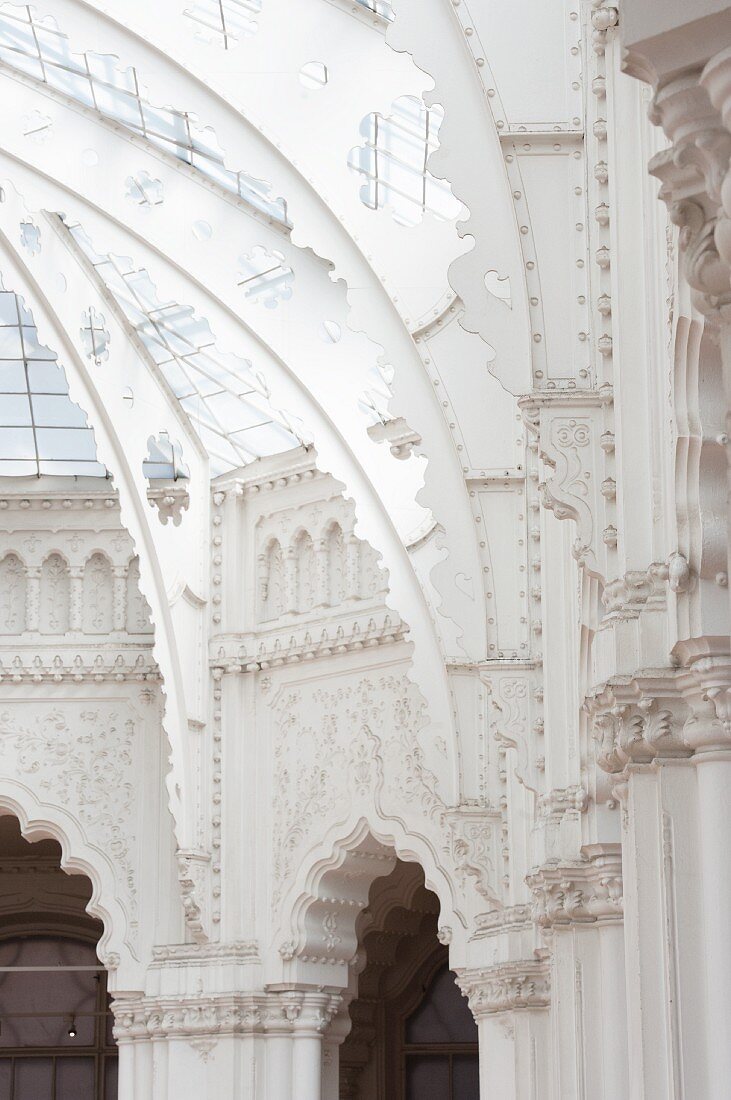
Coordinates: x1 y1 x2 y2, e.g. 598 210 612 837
359 361 394 426
0 283 106 478
0 4 288 223
143 432 189 480
355 0 395 21
65 222 308 477
184 0 261 49
349 96 463 227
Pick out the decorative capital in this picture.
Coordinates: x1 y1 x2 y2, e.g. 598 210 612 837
649 69 731 313
527 846 623 927
588 683 689 773
455 960 550 1017
588 656 731 773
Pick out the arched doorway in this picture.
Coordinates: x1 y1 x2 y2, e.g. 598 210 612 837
0 816 117 1099
339 859 479 1099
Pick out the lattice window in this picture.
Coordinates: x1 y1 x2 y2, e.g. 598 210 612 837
65 221 308 476
0 3 286 222
349 96 462 227
0 284 105 477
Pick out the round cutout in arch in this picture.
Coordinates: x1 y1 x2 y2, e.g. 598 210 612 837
319 320 341 344
299 61 328 90
192 219 213 241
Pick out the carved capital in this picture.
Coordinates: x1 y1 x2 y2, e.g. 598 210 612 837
601 564 669 617
588 683 689 774
588 658 731 772
682 654 731 753
527 846 623 927
649 69 731 313
455 960 550 1017
537 785 587 819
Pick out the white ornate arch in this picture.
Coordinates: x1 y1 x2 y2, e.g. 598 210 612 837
270 815 473 991
0 782 139 986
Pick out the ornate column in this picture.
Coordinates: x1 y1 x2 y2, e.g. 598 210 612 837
613 26 731 1095
528 846 627 1099
314 537 329 607
290 992 340 1100
457 961 551 1100
68 565 84 631
112 565 127 631
344 531 360 600
284 545 298 614
24 564 40 632
588 669 731 1098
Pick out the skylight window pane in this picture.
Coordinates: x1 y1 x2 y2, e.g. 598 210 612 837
21 326 57 360
46 65 95 107
192 155 236 195
86 54 136 92
180 372 220 398
234 421 296 453
35 426 97 460
31 394 88 427
0 458 38 475
0 362 26 392
26 360 70 393
47 458 103 477
1 394 32 425
189 125 225 163
179 393 227 431
38 458 106 476
0 326 22 358
123 270 164 314
138 328 176 366
206 391 268 431
0 48 43 80
34 23 79 70
195 423 242 465
160 359 197 398
0 15 37 58
93 82 143 129
0 426 35 458
0 292 19 325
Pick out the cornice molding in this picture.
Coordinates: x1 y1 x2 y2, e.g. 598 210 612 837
151 941 260 964
0 646 159 684
210 611 407 674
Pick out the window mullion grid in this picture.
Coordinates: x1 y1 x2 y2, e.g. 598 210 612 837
130 66 147 140
218 0 229 50
26 6 48 85
14 293 40 477
83 51 99 114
